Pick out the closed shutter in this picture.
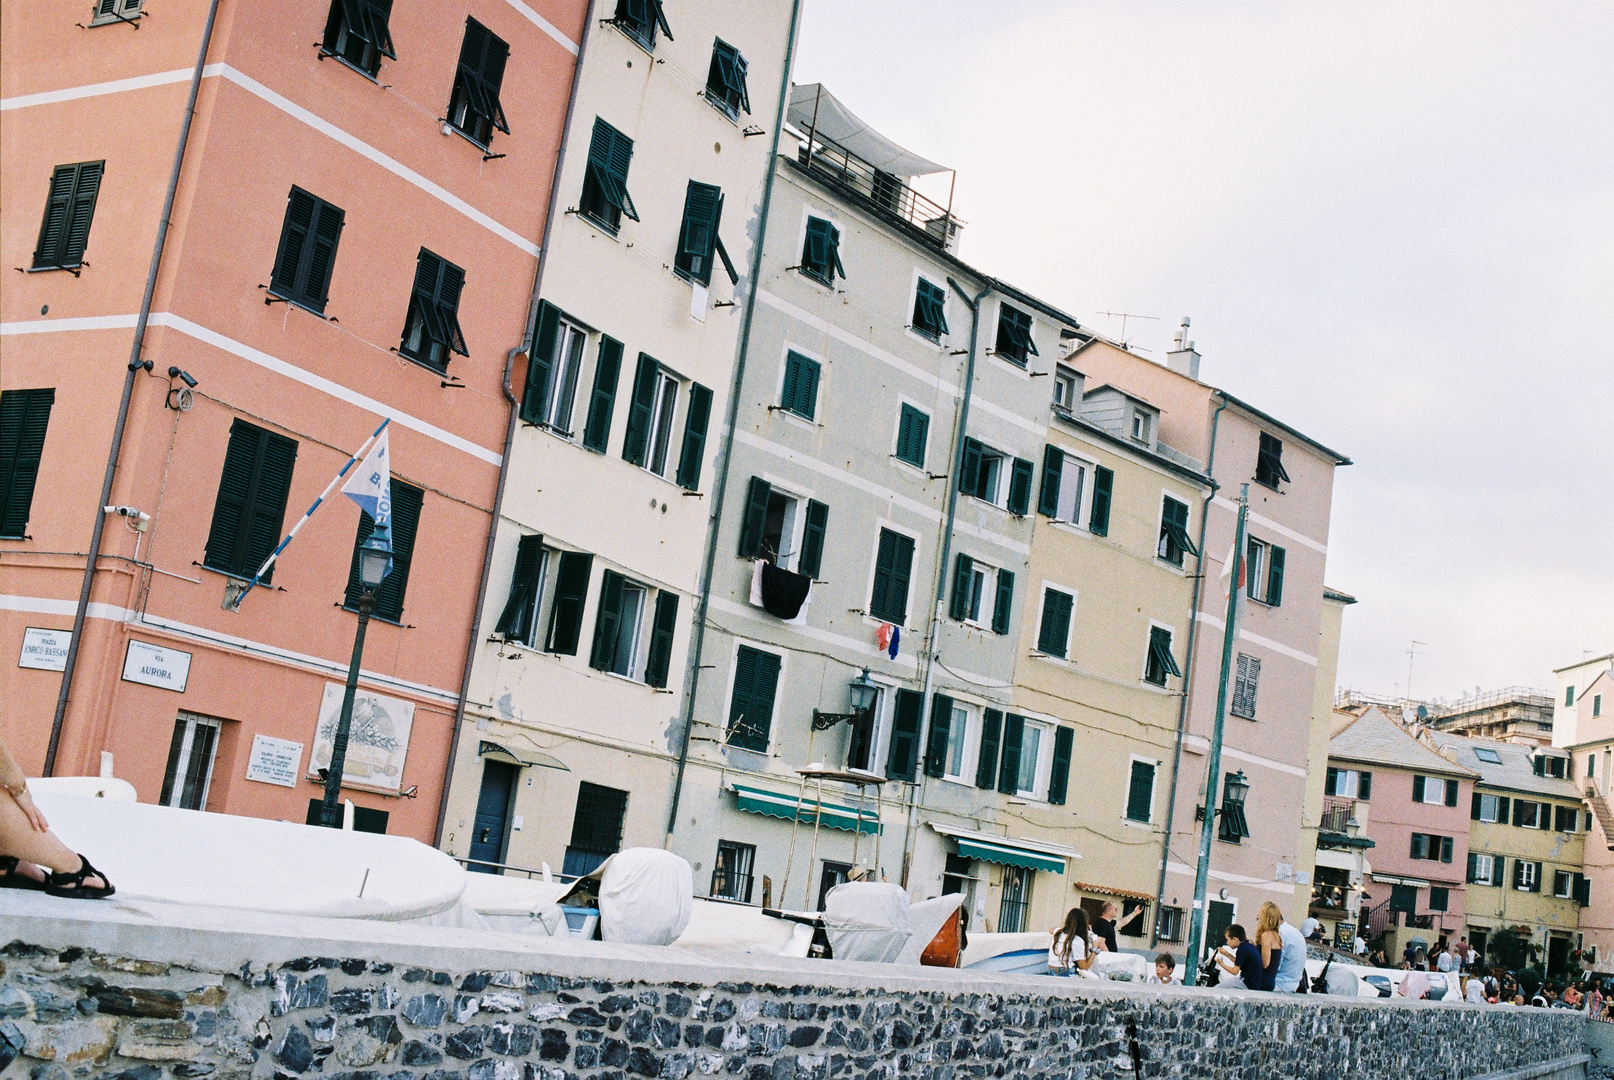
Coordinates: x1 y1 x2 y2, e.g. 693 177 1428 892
204 421 298 581
61 161 104 266
923 693 953 779
1575 873 1591 906
726 645 780 752
737 477 771 558
1089 466 1113 535
270 187 344 312
674 382 712 489
643 591 679 688
798 500 828 578
621 353 660 466
588 569 627 671
1326 767 1339 797
34 161 104 269
1266 546 1286 606
0 388 55 539
494 533 545 643
975 709 1002 789
1126 759 1154 821
1409 834 1422 859
1467 851 1478 883
544 551 593 655
674 181 722 285
1048 726 1074 805
1512 859 1524 889
581 334 623 452
1471 791 1483 820
997 714 1025 795
896 404 928 467
1037 445 1062 516
521 301 561 424
1511 798 1524 826
1412 775 1426 803
302 196 344 310
1445 779 1459 807
1037 589 1072 657
869 529 913 624
959 438 983 499
781 352 820 420
886 689 922 781
948 553 973 621
1231 653 1261 718
344 480 422 622
1496 795 1509 824
992 569 1013 635
1006 458 1034 515
1358 772 1371 799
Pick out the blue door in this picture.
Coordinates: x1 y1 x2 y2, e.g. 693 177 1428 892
468 760 517 873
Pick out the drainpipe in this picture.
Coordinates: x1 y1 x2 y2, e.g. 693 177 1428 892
665 0 803 841
434 6 595 847
1150 394 1226 945
44 0 223 777
895 276 988 888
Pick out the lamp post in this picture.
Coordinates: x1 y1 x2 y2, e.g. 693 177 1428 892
320 531 393 828
812 668 880 772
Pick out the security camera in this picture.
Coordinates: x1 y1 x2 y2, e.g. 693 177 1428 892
103 505 148 520
167 367 198 388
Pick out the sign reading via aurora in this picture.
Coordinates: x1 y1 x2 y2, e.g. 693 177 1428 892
309 682 414 790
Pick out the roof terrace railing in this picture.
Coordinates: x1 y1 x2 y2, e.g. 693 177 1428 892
794 136 963 251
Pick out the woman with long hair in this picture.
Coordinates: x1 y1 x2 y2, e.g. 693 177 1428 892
1048 907 1099 977
1255 901 1284 992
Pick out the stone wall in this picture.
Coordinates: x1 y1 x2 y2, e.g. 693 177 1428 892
0 894 1588 1080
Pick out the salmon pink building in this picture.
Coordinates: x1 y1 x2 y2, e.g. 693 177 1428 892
1 0 585 839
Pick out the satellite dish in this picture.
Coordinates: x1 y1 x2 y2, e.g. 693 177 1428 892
1416 705 1429 720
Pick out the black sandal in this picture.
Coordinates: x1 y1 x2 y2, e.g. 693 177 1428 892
44 854 115 899
0 855 45 891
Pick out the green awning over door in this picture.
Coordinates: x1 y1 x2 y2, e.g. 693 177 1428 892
729 782 881 835
954 837 1066 874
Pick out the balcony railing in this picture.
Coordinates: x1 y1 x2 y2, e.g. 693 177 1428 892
1320 796 1355 833
795 139 963 252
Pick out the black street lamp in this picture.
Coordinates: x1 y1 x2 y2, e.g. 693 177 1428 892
319 531 393 828
811 668 880 730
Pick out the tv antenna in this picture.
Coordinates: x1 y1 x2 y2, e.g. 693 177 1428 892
1406 640 1428 703
1098 311 1159 349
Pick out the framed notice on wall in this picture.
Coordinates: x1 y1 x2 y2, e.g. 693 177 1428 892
1335 921 1357 950
121 639 192 692
19 628 72 670
308 682 414 791
245 734 304 788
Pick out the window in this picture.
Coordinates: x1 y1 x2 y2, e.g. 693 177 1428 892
579 118 639 232
1036 445 1098 527
526 311 588 434
705 39 750 118
1575 873 1592 907
948 554 1012 634
1126 759 1156 824
1245 537 1287 606
399 249 468 372
1597 694 1605 718
725 645 781 752
1325 768 1371 799
589 571 677 686
1036 587 1074 659
800 217 845 286
1513 859 1540 893
975 709 1003 790
961 438 1033 514
1532 754 1567 779
1590 754 1597 778
996 715 1043 798
322 0 395 76
1553 870 1574 899
923 693 966 779
941 854 976 911
494 534 547 647
1052 366 1080 411
33 161 104 270
1 388 54 539
544 551 594 655
1230 653 1261 719
1472 792 1504 823
89 0 144 26
1144 626 1180 687
780 351 821 420
1412 775 1459 807
447 18 509 147
1473 747 1502 764
1129 409 1152 444
1156 495 1197 566
269 187 344 314
993 303 1038 365
1555 805 1580 833
1217 772 1250 842
613 0 671 49
894 404 929 468
736 477 828 576
158 713 220 811
1409 833 1454 863
1566 686 1575 706
1513 799 1543 829
1255 432 1290 489
711 840 755 903
675 181 731 287
868 528 915 624
886 688 924 781
1155 905 1185 943
943 702 970 779
1468 853 1496 885
998 865 1033 934
343 479 423 622
622 354 680 476
564 782 627 878
1428 887 1449 912
910 278 949 341
1388 883 1417 913
204 421 298 581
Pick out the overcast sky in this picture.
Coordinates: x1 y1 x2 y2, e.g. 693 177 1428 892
792 1 1613 703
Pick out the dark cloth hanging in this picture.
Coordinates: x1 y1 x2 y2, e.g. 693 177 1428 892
760 561 811 619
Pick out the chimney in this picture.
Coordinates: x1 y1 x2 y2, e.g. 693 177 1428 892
1166 316 1201 381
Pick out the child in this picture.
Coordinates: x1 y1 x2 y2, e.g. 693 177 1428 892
1149 953 1180 986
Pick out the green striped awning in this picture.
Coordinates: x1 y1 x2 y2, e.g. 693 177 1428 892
729 782 881 835
954 836 1066 875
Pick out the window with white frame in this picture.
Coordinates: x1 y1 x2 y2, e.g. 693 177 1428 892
942 701 971 780
588 570 680 688
159 713 221 811
644 368 679 477
1475 793 1503 822
1325 767 1371 799
711 839 756 902
1245 536 1287 606
1052 366 1080 411
1155 905 1184 942
1468 853 1496 885
1554 869 1574 898
1039 447 1092 527
1130 408 1152 444
533 318 588 434
1017 720 1047 797
1515 860 1540 891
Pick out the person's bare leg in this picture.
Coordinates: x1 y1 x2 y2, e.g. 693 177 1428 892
0 790 105 887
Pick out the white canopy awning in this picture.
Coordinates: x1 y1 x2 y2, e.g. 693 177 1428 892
788 83 948 178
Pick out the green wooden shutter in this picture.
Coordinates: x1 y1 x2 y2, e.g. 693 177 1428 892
1089 466 1113 535
802 217 829 280
948 553 973 621
344 480 421 620
588 569 627 671
1267 546 1285 606
581 334 622 451
1412 775 1426 802
1037 589 1071 657
62 160 104 265
1126 759 1154 821
34 165 79 267
1007 458 1034 515
300 198 344 311
896 404 927 466
782 352 819 419
1440 836 1453 863
992 569 1013 635
923 693 953 778
998 714 1024 795
673 382 712 490
604 123 637 219
432 257 467 357
0 388 55 539
270 187 318 301
1038 445 1062 517
545 551 593 655
1326 767 1339 797
644 591 679 688
621 353 660 466
737 477 771 558
887 688 923 781
1576 873 1591 906
521 300 561 424
883 531 914 623
959 437 982 498
976 709 1002 789
1359 772 1371 799
494 533 545 642
1471 791 1483 820
727 645 779 752
798 500 828 578
204 421 298 582
1467 851 1478 883
1445 779 1459 807
1048 727 1074 805
675 181 721 284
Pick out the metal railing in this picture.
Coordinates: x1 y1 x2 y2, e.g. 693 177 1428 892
794 140 962 251
451 856 579 883
1426 685 1553 718
1320 796 1355 833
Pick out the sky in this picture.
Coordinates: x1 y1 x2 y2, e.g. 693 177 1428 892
791 0 1614 704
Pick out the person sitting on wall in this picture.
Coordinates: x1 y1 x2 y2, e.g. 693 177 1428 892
0 736 115 899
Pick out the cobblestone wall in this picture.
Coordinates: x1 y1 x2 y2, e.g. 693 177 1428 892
0 937 1587 1080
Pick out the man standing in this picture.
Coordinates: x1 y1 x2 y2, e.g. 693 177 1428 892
1093 900 1145 954
1275 917 1308 992
1436 946 1454 973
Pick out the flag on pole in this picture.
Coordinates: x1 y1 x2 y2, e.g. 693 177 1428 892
341 426 393 579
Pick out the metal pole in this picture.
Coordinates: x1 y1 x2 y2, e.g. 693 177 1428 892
1183 484 1249 983
321 590 374 826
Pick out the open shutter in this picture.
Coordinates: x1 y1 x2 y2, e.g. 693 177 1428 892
1412 775 1426 803
675 181 721 284
992 569 1013 635
1089 466 1113 535
886 689 923 782
644 591 679 688
1038 445 1062 516
1440 836 1453 863
1037 589 1071 657
62 161 104 265
975 709 1002 789
302 199 344 310
1358 772 1371 799
582 335 623 452
737 477 771 558
1445 779 1459 807
434 260 467 356
1007 458 1034 515
1467 852 1478 883
1047 727 1074 805
959 438 982 498
494 533 545 642
545 552 593 655
1512 860 1524 889
948 553 973 621
364 481 421 622
621 354 660 466
997 714 1024 795
1496 795 1509 824
674 382 712 489
1472 791 1482 820
588 570 627 671
34 165 79 267
1267 546 1286 606
270 188 317 300
1326 767 1339 797
521 301 561 424
1511 798 1524 826
0 389 55 539
1530 862 1542 892
923 694 953 778
1576 873 1591 906
798 500 828 579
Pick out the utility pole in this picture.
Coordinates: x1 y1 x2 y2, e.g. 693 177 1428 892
1183 484 1250 984
1406 640 1427 703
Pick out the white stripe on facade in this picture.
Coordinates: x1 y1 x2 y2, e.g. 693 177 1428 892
1180 735 1308 776
1211 497 1328 555
0 68 193 111
0 594 459 705
501 0 580 53
709 596 919 670
1164 861 1300 896
1193 611 1319 667
1 314 502 466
